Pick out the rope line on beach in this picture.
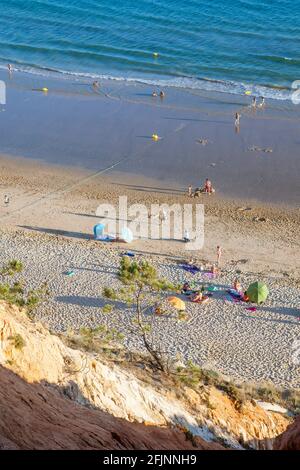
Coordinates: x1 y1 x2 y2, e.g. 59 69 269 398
0 120 174 222
0 156 132 221
2 83 290 223
1 102 192 225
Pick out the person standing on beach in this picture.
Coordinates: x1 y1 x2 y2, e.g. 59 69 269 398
252 97 257 108
235 112 241 133
7 64 13 75
159 209 167 223
188 185 193 197
216 245 222 266
183 229 190 243
93 81 100 90
4 195 10 207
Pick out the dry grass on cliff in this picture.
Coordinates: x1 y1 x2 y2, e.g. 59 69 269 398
61 327 300 416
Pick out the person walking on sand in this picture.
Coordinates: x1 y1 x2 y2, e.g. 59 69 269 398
188 185 193 197
216 245 222 266
258 97 265 108
235 112 241 133
4 195 10 207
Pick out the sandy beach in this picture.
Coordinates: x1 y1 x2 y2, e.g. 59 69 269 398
0 65 299 390
0 154 299 388
2 1 300 455
1 69 300 206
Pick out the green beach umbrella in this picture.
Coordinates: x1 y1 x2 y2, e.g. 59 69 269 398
246 281 269 304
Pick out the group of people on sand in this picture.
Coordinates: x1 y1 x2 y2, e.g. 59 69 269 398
177 247 256 308
182 282 208 304
92 80 166 101
187 178 215 198
252 96 265 108
152 90 165 98
181 255 222 303
234 95 266 133
179 272 250 308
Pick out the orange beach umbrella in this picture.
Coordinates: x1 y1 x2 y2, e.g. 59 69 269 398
167 296 186 311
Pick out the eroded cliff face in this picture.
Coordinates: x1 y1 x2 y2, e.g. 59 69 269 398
0 301 291 450
274 415 300 450
0 366 223 450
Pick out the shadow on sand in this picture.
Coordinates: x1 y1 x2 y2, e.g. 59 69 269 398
19 225 92 241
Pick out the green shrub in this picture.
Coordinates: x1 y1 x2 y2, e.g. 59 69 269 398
67 325 124 354
8 334 26 350
1 260 23 277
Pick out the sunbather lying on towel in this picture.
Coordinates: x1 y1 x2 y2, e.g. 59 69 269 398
191 291 209 303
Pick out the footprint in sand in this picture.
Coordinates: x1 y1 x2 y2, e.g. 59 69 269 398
248 146 273 153
196 138 211 146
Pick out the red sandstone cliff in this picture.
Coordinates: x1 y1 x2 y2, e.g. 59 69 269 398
0 366 222 450
273 415 300 450
0 301 292 450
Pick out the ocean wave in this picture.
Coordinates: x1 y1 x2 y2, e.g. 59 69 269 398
0 60 292 101
256 55 300 66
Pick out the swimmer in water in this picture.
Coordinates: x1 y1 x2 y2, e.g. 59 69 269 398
7 64 13 74
159 91 165 98
252 96 257 108
152 91 158 97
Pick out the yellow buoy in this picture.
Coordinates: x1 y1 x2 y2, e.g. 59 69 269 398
245 90 251 95
152 134 159 141
42 87 48 92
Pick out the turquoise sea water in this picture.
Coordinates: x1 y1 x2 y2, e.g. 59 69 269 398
1 0 300 99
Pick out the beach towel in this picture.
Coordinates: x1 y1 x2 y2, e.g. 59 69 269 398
227 289 243 299
65 270 75 277
96 235 116 242
181 264 200 274
202 272 214 279
224 295 239 303
122 251 135 257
